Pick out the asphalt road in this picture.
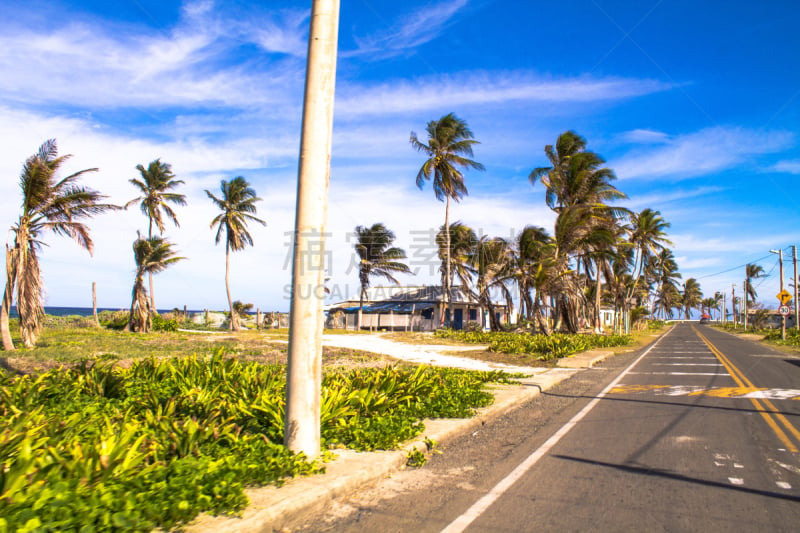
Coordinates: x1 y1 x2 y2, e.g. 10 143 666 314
300 324 800 532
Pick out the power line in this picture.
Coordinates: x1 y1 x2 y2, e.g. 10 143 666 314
695 253 774 280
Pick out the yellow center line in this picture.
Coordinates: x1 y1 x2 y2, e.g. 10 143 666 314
692 326 800 452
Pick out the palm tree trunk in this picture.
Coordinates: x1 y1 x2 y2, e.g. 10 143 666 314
443 196 451 327
594 261 603 333
148 272 155 312
225 245 237 331
148 219 155 311
2 247 16 351
358 285 365 330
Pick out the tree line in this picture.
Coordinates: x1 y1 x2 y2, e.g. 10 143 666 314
358 114 765 333
1 140 265 350
1 120 767 349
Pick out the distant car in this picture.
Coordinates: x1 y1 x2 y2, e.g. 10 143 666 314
699 314 710 324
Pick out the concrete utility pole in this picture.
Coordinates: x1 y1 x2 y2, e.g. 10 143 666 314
722 292 727 325
794 245 799 332
285 0 340 460
731 284 737 328
770 249 785 340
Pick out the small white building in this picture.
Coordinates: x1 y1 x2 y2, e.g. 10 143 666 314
326 285 509 331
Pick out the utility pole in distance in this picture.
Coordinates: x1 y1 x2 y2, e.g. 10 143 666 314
792 245 799 332
285 0 340 460
731 283 737 328
770 248 785 340
743 276 748 330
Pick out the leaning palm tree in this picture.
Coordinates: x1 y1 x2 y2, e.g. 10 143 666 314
529 131 628 332
128 234 184 333
231 300 255 328
125 159 186 310
744 263 766 305
206 177 265 331
353 223 412 329
410 113 484 325
2 139 118 349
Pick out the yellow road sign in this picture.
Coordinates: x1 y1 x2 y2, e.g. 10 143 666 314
777 289 792 305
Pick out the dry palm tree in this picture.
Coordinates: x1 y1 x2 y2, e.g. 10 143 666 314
128 234 184 332
126 159 186 309
353 223 412 329
2 139 118 349
410 113 484 326
206 177 265 331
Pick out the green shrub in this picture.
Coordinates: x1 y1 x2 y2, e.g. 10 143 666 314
0 354 510 530
433 329 632 359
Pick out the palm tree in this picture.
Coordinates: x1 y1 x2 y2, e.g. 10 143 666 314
410 113 484 326
231 300 254 328
529 130 627 215
2 139 118 349
125 159 186 309
436 222 478 311
206 177 265 331
529 131 628 333
128 234 184 332
512 226 551 323
467 236 514 331
626 209 672 295
744 263 766 305
681 278 703 320
653 249 682 319
353 223 412 329
700 297 717 318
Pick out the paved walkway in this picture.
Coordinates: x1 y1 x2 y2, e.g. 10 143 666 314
320 333 547 376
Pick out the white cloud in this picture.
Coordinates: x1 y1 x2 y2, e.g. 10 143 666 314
625 186 726 210
348 0 468 58
337 73 672 117
771 160 800 174
619 128 670 144
613 126 795 180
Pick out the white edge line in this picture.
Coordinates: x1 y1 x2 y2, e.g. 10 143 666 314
440 329 671 533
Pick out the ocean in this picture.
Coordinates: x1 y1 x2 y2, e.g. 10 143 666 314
7 306 208 318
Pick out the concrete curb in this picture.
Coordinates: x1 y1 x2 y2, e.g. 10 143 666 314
187 368 581 532
556 349 614 369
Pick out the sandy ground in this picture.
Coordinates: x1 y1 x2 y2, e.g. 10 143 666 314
318 333 546 376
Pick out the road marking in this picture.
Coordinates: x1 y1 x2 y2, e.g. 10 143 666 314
627 371 728 376
611 384 800 400
693 326 800 453
728 477 744 485
440 322 672 533
652 363 723 366
776 481 792 490
650 356 717 359
770 459 800 475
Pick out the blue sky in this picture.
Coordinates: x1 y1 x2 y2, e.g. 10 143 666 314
1 0 798 312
